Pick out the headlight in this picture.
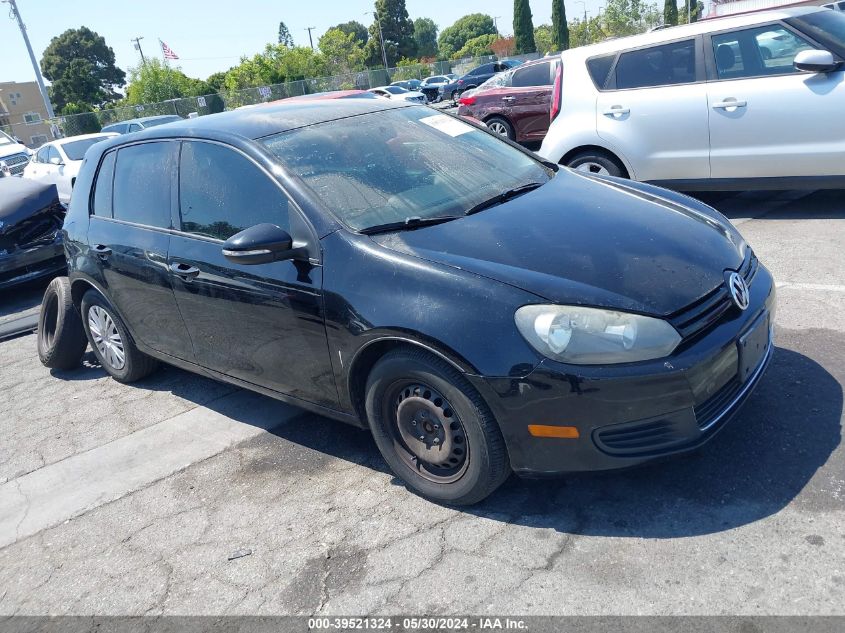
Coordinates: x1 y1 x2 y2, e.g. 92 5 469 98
515 305 681 365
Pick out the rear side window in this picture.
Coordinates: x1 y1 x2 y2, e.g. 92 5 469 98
512 62 552 87
616 39 696 89
92 151 116 217
587 54 616 89
178 141 289 241
112 142 173 228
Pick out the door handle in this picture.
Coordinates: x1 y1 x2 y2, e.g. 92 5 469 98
502 96 516 102
170 262 201 280
92 244 112 258
712 99 747 110
602 106 630 117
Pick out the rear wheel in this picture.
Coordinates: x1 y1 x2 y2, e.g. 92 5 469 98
365 348 510 505
566 150 625 178
485 117 515 141
80 290 158 383
450 90 458 103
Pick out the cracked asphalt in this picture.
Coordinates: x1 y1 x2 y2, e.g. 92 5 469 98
0 189 843 616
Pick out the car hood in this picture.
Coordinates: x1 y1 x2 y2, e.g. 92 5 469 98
0 142 29 159
370 170 746 316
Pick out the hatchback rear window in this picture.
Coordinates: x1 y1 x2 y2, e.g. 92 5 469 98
615 39 696 89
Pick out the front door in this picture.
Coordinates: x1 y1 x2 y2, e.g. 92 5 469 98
596 37 711 182
707 23 845 179
168 140 337 408
86 141 195 360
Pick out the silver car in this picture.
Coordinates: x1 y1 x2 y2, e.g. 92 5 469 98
539 7 845 190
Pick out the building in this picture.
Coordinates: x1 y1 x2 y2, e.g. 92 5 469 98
707 0 828 18
0 81 54 148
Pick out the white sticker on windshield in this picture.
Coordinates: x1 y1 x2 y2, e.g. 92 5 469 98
419 114 474 137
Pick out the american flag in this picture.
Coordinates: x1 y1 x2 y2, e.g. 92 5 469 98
160 39 179 60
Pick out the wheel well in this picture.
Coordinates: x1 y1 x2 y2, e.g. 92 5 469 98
70 279 95 309
560 145 630 179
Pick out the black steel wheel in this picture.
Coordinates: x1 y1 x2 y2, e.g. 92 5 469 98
365 348 510 505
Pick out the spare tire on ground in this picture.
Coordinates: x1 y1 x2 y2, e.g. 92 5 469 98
37 276 88 370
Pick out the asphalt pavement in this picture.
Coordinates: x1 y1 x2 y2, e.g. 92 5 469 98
0 189 842 616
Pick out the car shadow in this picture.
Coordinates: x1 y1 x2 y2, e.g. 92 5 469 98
691 189 845 221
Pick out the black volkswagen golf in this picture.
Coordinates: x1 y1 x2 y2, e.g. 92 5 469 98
61 99 775 505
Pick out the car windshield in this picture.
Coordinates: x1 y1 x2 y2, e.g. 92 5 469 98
141 116 182 128
261 107 552 232
788 10 845 54
61 136 113 161
384 86 407 94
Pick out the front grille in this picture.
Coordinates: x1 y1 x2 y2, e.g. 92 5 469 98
2 152 30 176
693 377 742 430
594 417 688 456
668 250 758 341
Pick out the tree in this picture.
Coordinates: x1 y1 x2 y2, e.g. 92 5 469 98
490 37 516 58
438 14 496 59
456 34 498 58
40 27 125 110
413 18 439 58
278 22 294 47
601 0 662 38
123 59 209 104
534 25 554 55
319 28 366 74
364 0 417 67
513 0 536 54
552 0 570 51
680 0 704 23
333 20 369 46
204 71 228 93
664 0 679 26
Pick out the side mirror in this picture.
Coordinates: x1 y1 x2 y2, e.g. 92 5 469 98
794 49 841 73
222 223 305 265
49 156 63 166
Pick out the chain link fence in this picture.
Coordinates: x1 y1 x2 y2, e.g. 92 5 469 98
51 52 544 138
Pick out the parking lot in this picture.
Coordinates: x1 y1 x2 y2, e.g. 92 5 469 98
0 188 843 616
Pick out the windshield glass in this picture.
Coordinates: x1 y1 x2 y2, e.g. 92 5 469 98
384 86 407 94
788 10 845 55
261 107 552 232
0 131 14 146
61 136 112 161
141 116 182 128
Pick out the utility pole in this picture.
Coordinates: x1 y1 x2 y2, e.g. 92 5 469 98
575 0 588 45
3 0 55 119
131 36 147 64
305 27 316 50
493 16 502 35
366 11 389 70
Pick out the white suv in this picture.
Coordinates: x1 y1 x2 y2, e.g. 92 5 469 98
539 7 845 190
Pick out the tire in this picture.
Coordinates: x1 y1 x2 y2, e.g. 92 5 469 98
365 348 510 505
566 150 625 178
485 116 515 140
37 276 88 370
80 289 158 383
450 90 458 103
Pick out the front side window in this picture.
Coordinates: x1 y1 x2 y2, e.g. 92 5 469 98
178 141 289 241
615 39 696 89
46 146 62 164
35 146 50 163
92 151 116 217
261 108 551 232
112 142 173 227
712 25 815 79
512 62 552 87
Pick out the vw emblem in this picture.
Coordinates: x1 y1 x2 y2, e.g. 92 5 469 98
728 272 750 311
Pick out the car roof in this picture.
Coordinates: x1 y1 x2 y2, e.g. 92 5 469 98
95 98 410 146
561 6 825 58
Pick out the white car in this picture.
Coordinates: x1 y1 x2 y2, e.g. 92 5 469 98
368 86 427 103
539 7 845 190
0 130 32 178
23 133 117 205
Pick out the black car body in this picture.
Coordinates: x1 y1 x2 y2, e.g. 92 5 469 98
61 99 774 503
439 60 522 102
0 178 66 289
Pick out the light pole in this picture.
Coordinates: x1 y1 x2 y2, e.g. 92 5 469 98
574 1 589 45
305 27 316 50
365 11 389 70
131 36 147 64
2 0 55 119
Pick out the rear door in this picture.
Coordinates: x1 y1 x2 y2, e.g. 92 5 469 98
86 141 195 360
595 37 711 181
507 61 555 141
706 22 845 179
168 140 336 407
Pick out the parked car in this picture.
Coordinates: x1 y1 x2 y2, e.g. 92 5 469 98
439 60 523 103
419 74 457 102
0 130 32 178
101 115 183 134
390 79 422 91
54 98 773 504
368 86 427 103
0 178 65 289
457 58 560 142
822 1 845 10
23 133 117 205
540 7 845 190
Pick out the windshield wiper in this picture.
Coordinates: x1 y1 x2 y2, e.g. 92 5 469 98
360 215 462 235
464 182 545 217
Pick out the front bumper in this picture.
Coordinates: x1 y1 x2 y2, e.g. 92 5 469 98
0 235 65 290
470 263 777 476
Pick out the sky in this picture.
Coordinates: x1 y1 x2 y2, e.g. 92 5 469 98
0 0 608 85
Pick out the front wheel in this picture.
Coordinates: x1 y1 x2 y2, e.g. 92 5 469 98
365 349 510 505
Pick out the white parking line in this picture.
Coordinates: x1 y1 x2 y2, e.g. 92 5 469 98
776 282 845 293
0 389 292 549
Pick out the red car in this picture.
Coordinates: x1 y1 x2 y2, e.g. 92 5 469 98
457 57 560 144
